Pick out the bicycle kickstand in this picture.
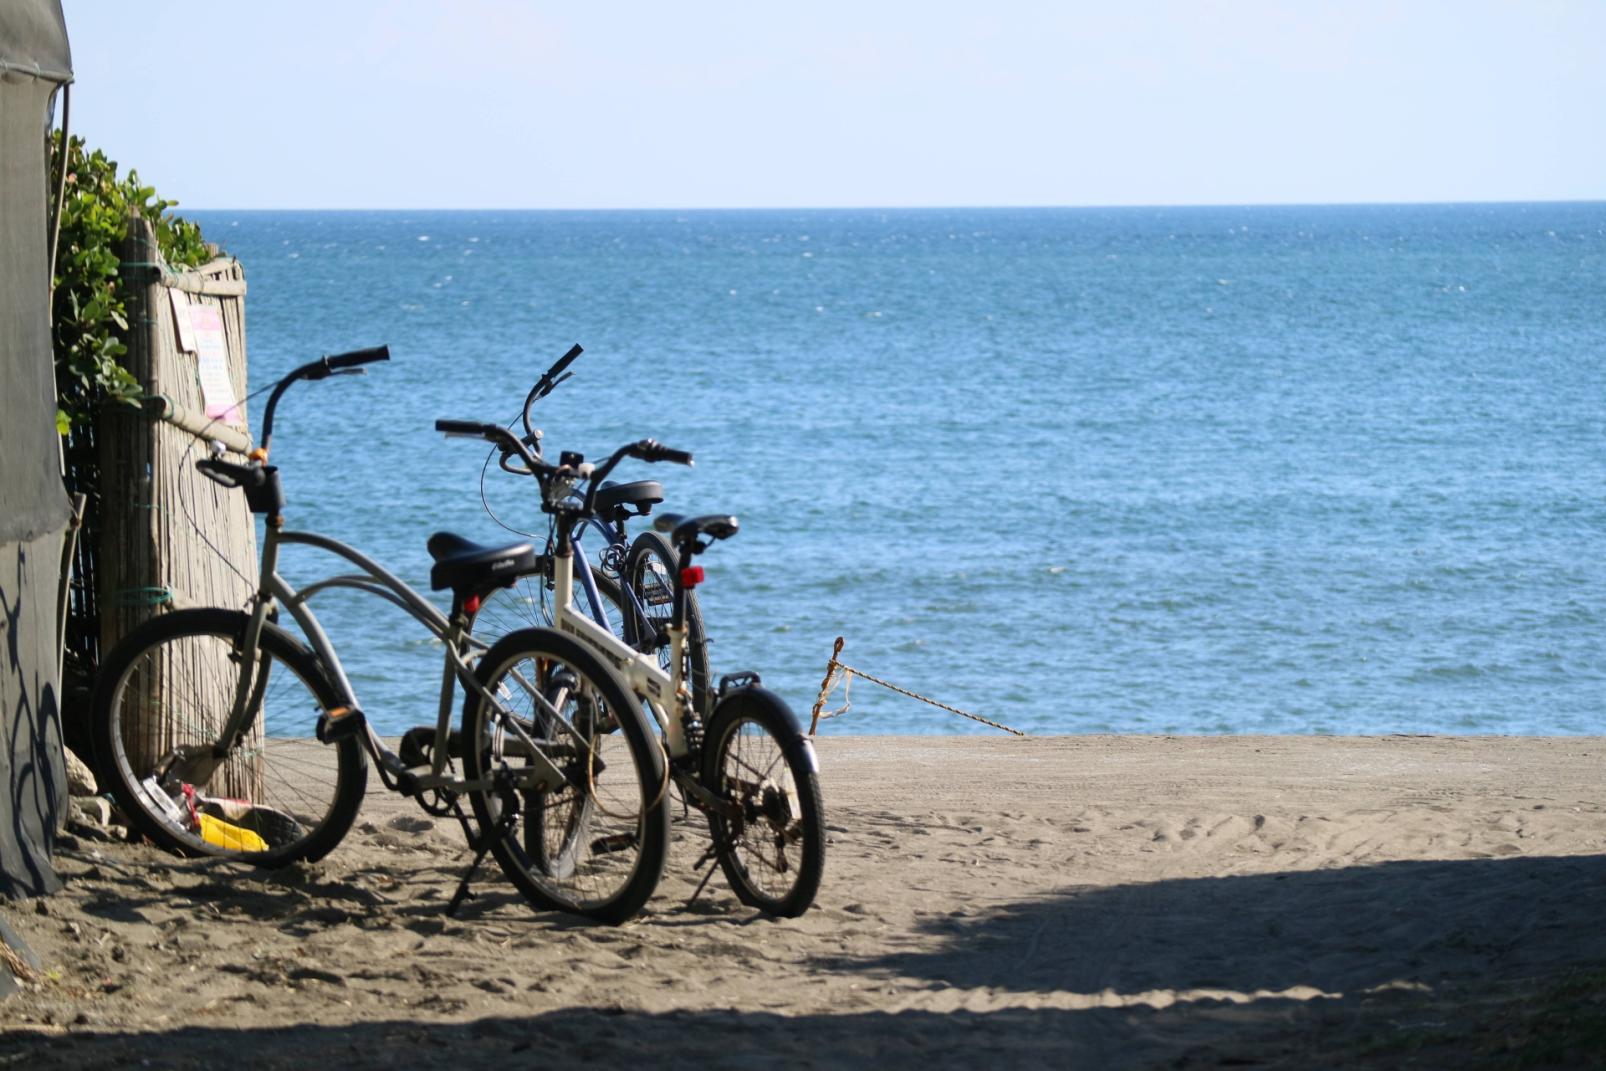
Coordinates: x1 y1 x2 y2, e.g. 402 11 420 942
445 784 518 918
685 830 739 909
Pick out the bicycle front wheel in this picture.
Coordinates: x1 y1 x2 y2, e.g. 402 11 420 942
472 564 630 649
463 628 670 924
701 688 825 917
624 530 710 715
90 608 367 865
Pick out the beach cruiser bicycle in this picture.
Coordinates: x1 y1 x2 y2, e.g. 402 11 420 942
439 390 826 918
90 347 675 923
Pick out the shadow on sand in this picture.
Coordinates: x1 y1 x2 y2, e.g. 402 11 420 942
828 852 1606 1001
7 853 1605 1069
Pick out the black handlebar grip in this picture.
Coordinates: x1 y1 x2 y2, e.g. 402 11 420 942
325 344 391 370
435 418 495 436
655 446 694 466
546 343 583 380
633 440 693 465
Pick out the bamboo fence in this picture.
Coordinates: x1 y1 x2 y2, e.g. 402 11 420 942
98 214 262 797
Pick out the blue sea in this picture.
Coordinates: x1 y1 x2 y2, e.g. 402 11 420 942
189 204 1606 737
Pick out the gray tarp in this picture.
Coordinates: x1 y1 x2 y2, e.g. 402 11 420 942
1 0 71 899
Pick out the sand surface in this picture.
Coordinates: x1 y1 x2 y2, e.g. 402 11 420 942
2 735 1604 1068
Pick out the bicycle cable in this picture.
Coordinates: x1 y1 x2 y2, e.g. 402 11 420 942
172 376 289 593
475 408 544 540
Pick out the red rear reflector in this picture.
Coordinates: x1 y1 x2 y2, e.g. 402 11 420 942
464 594 482 614
680 565 705 588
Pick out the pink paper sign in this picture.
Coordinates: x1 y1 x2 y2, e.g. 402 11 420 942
188 305 241 423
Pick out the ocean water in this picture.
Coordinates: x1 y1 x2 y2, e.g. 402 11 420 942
188 204 1606 737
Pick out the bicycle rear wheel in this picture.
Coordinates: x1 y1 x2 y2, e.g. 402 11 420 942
90 608 367 865
701 687 825 917
624 530 711 715
463 628 670 924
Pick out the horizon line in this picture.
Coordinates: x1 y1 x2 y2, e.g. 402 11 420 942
180 197 1606 214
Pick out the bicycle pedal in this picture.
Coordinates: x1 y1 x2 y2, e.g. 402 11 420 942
376 751 421 796
316 705 366 744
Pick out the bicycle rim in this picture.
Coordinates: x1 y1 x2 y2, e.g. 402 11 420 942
474 570 628 650
92 609 365 865
703 689 825 917
465 628 669 923
625 531 710 713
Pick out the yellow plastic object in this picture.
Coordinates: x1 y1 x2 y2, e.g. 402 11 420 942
197 811 269 852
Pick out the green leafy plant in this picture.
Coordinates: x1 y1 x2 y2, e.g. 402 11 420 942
49 133 212 433
50 136 219 693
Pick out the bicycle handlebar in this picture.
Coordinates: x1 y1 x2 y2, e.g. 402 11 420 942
194 345 388 517
316 345 391 375
434 418 501 438
435 418 546 477
630 441 693 466
577 440 692 515
546 343 583 382
260 344 391 453
438 416 692 517
521 344 583 438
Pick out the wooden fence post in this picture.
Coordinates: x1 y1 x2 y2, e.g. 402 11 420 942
97 215 263 798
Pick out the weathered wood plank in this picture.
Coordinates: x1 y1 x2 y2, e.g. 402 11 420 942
102 216 262 799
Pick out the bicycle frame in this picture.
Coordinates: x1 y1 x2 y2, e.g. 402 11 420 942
547 518 694 761
568 514 626 633
218 521 565 796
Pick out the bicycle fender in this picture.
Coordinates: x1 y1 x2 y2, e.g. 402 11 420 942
790 733 820 775
710 684 819 774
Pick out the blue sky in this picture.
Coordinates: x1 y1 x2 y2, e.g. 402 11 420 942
61 1 1606 209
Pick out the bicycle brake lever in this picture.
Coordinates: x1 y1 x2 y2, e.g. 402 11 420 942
498 445 537 475
533 371 573 401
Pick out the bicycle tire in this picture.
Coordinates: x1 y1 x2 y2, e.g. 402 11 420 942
462 627 670 924
623 530 711 716
90 608 367 866
701 687 825 917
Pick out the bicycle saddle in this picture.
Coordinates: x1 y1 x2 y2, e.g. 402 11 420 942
594 479 663 520
652 513 740 550
425 532 539 594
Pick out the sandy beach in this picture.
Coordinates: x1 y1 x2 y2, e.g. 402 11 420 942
2 734 1604 1068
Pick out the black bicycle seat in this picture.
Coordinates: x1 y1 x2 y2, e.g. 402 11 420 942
425 532 538 594
652 513 740 549
594 479 663 520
